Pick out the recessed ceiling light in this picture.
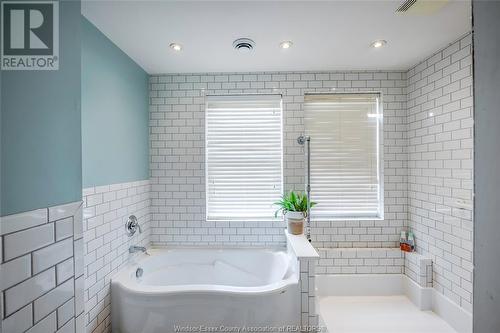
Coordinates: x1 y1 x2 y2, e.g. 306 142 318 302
280 41 293 49
371 40 387 48
169 43 182 51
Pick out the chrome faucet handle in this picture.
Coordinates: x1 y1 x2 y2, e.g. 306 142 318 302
125 215 141 237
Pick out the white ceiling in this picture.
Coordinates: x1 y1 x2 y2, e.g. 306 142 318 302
82 0 471 74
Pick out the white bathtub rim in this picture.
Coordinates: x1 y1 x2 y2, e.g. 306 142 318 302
114 247 299 296
112 277 299 296
148 245 286 251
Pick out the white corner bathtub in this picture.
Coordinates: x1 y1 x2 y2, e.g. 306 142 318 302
111 248 300 333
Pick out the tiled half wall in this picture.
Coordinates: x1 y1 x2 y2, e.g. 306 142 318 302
82 180 150 333
0 202 85 333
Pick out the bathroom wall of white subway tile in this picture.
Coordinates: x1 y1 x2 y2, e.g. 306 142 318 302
406 34 473 312
82 180 150 333
149 71 408 248
316 248 404 275
0 201 85 333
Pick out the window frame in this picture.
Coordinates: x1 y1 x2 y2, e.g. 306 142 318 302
204 94 284 222
304 92 384 221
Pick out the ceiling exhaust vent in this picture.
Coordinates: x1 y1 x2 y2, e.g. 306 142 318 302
396 0 449 14
396 0 417 12
233 38 255 53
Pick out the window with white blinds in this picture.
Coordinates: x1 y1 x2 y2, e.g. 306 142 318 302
205 95 283 221
304 93 383 219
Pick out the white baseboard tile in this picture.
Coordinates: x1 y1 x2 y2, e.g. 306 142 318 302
403 275 433 310
318 313 330 333
316 274 404 297
432 289 472 333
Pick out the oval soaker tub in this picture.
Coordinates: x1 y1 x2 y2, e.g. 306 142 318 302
111 248 300 333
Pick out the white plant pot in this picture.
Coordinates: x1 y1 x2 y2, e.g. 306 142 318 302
285 211 305 235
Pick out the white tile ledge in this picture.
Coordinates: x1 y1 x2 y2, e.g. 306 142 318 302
405 250 432 261
48 201 83 222
1 201 83 236
0 209 48 236
285 231 319 259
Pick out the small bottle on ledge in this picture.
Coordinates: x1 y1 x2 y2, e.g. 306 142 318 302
400 230 415 252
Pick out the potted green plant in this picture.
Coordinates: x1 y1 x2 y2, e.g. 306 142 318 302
274 191 316 235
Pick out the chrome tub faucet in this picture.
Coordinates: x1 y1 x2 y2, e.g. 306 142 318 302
129 245 147 254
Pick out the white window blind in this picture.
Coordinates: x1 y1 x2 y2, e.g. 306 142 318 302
304 93 383 219
206 95 283 221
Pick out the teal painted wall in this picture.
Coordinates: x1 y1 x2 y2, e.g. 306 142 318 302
1 1 82 216
81 17 149 188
